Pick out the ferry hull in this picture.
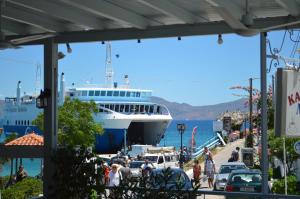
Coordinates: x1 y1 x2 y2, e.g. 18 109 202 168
95 128 125 153
3 125 43 136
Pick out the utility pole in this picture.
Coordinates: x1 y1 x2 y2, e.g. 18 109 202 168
249 77 253 134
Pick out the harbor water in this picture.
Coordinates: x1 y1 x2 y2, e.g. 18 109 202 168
0 120 214 177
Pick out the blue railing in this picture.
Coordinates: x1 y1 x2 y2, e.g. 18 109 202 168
191 136 220 159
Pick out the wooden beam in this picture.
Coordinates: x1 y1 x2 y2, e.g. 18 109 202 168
0 145 43 158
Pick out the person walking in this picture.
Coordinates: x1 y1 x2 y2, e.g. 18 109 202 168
204 155 216 189
119 160 132 183
193 159 201 186
16 165 28 182
229 147 240 162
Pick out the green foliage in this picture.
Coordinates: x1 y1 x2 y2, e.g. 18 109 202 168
268 130 299 174
50 147 105 198
271 175 300 195
231 123 242 131
1 178 42 199
33 97 103 147
4 133 18 143
0 176 10 189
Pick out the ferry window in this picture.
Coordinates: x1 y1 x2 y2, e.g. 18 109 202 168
101 91 106 96
27 120 30 125
99 108 103 112
7 120 9 125
120 105 124 112
15 120 17 125
115 105 120 112
120 91 125 97
105 104 109 109
140 105 144 112
126 92 131 97
157 106 161 114
109 104 114 110
95 90 100 96
135 105 139 113
130 105 135 112
82 91 87 96
107 91 113 96
145 105 149 113
113 91 119 96
89 90 94 96
131 92 136 97
136 92 140 97
21 120 23 125
125 105 129 112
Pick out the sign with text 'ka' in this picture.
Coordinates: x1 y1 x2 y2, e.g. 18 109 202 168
275 68 300 137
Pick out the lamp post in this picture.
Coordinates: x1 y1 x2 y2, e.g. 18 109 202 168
177 123 186 169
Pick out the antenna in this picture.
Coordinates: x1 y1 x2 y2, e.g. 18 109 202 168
105 42 114 88
35 63 41 96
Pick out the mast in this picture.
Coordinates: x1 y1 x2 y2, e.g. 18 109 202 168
105 42 114 88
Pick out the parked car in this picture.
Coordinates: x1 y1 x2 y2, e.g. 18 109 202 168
143 152 179 168
129 160 144 179
214 162 248 190
225 169 263 199
149 168 196 199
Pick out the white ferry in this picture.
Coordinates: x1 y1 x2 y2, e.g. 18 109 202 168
1 43 173 153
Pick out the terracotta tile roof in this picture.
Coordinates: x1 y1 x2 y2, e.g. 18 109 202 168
5 132 43 146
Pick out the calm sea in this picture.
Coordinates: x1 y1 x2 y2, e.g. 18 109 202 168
0 120 214 177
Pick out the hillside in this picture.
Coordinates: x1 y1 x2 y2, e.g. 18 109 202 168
151 96 248 120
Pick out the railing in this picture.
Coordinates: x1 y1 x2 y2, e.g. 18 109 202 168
191 136 220 159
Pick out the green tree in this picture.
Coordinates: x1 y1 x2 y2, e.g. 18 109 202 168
268 130 299 175
32 97 103 147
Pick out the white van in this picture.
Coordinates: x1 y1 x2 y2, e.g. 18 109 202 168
143 152 179 168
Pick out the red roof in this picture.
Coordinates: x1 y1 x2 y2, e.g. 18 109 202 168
5 132 44 146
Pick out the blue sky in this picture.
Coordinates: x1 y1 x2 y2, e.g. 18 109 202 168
0 30 295 106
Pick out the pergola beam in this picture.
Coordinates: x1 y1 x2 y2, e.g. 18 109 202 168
7 16 300 44
276 0 300 16
206 0 247 30
59 0 156 29
0 145 43 158
10 0 104 30
138 0 200 23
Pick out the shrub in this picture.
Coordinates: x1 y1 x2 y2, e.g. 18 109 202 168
1 178 42 199
271 175 300 195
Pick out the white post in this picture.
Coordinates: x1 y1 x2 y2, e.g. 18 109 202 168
283 137 287 195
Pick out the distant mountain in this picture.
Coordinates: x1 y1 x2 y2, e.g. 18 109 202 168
151 96 248 120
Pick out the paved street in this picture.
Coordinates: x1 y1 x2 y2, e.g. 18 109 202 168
186 138 245 199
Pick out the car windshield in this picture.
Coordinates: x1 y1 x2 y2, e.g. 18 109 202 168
219 165 247 174
130 162 144 168
145 156 158 162
153 170 187 184
230 173 262 184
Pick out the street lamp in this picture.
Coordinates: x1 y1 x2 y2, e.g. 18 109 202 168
177 123 186 168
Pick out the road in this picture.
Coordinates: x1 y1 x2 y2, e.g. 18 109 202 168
186 138 245 199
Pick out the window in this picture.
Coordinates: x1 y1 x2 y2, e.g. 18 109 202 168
21 120 23 125
126 92 131 97
150 106 154 113
28 120 30 125
109 104 114 110
105 104 109 109
140 105 144 112
15 120 17 125
130 105 135 112
120 91 125 97
89 90 94 96
145 105 149 113
120 105 124 112
82 91 87 96
113 91 119 96
125 105 129 112
131 92 136 97
107 91 113 96
136 92 141 97
101 91 106 96
115 105 120 112
95 90 100 96
135 105 139 113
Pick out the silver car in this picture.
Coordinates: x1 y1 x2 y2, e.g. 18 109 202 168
214 162 248 190
129 160 144 179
